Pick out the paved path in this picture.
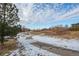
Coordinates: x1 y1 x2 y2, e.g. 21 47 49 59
32 42 79 56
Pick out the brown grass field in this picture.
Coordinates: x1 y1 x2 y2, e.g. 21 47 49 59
0 39 17 56
31 30 79 39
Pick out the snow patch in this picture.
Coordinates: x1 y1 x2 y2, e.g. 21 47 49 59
10 33 59 56
33 35 79 51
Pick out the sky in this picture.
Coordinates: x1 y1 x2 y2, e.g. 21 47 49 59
15 3 79 29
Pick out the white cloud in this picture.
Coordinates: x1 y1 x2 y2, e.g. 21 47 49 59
27 9 55 23
57 8 79 19
15 3 79 29
15 3 33 22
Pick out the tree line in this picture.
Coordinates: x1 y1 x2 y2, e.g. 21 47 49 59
69 23 79 31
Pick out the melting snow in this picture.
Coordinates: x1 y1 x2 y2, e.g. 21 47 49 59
10 33 59 56
10 32 79 56
33 35 79 51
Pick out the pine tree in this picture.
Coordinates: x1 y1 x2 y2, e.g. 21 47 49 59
0 3 19 45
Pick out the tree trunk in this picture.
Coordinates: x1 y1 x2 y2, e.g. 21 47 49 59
0 35 4 45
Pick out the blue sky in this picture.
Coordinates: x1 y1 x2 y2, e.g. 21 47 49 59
15 3 79 29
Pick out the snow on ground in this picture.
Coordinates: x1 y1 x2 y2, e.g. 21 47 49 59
10 32 79 56
9 49 20 56
32 35 79 51
10 33 59 56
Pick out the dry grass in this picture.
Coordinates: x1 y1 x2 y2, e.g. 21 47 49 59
60 31 79 39
31 30 79 39
0 39 17 56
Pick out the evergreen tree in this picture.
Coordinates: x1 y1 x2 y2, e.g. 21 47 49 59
0 3 19 45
